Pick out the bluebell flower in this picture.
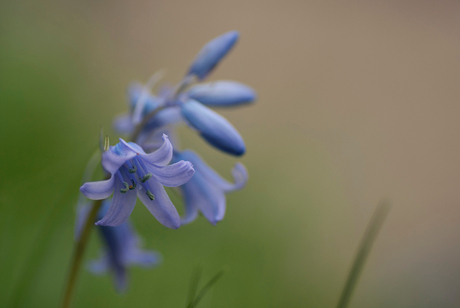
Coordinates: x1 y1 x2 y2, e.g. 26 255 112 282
180 99 246 156
80 135 194 229
187 31 239 80
174 150 248 225
79 200 161 292
187 81 256 107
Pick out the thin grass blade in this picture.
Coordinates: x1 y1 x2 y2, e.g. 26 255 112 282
336 200 391 308
187 269 225 308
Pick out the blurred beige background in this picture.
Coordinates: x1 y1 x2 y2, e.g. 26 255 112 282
127 2 460 305
2 0 460 307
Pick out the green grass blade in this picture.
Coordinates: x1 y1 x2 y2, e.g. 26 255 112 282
186 264 203 307
187 269 225 308
336 200 391 308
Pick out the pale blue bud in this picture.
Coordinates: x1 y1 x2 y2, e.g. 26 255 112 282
180 100 245 156
187 31 239 80
187 81 256 107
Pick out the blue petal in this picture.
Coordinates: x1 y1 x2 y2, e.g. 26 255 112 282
147 160 195 187
225 163 248 192
174 151 228 224
80 175 115 200
114 267 128 293
140 134 173 166
118 138 146 155
126 250 162 267
87 254 109 274
141 128 180 153
95 181 137 227
187 81 256 107
181 172 225 225
181 100 246 156
102 146 136 174
179 150 248 192
96 198 113 220
187 31 239 80
180 201 199 225
137 181 180 229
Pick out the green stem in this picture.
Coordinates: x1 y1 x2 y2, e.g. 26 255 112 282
335 200 391 308
61 199 103 308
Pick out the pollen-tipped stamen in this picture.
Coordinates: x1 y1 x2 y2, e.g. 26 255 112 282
140 173 152 183
120 182 130 193
132 157 153 187
120 166 138 191
146 190 155 200
129 179 136 190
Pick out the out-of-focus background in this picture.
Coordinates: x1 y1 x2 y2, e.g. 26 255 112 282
2 1 460 307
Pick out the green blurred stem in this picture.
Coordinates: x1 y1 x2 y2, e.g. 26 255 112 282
336 200 391 308
187 265 203 306
187 269 225 308
61 199 103 308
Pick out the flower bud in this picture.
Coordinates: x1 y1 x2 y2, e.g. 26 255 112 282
187 81 256 107
187 31 239 80
181 100 245 156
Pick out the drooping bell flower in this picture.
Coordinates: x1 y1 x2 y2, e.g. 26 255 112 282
83 200 162 292
180 99 246 156
187 81 256 107
80 135 194 229
187 31 239 80
174 150 248 225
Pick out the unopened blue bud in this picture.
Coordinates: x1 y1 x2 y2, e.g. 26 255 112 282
187 31 239 80
187 81 256 107
181 100 245 156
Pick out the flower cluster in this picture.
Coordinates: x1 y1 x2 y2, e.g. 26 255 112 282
77 31 256 290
